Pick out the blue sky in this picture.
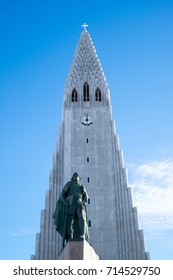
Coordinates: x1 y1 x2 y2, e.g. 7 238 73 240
0 0 173 260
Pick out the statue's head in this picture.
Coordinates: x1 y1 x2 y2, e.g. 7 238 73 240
71 172 81 183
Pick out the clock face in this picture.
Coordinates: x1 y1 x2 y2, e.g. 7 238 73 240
81 114 93 126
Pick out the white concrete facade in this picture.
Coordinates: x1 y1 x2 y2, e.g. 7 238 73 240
31 30 149 260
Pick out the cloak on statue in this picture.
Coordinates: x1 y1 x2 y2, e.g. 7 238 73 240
53 173 89 242
53 197 67 239
53 196 89 241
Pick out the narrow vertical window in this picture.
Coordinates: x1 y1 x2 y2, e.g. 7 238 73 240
86 138 89 143
83 82 89 101
95 87 101 102
88 220 91 227
87 157 90 163
71 88 77 102
87 177 90 183
88 198 91 204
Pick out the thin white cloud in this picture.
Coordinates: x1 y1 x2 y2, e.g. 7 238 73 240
0 228 36 237
128 158 173 232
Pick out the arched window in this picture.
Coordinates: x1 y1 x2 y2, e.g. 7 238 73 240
71 88 78 102
95 88 101 102
83 82 89 101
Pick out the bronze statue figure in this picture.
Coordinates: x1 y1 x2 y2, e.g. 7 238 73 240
53 172 89 246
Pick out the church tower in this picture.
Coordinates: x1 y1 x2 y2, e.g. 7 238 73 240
31 26 149 260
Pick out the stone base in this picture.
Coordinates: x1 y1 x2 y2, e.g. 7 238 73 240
58 239 99 260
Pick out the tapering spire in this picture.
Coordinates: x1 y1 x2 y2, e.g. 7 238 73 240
32 27 149 261
65 29 108 91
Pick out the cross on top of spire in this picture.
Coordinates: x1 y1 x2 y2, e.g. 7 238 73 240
81 23 88 30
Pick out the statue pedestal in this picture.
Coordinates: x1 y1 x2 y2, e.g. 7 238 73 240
58 240 99 260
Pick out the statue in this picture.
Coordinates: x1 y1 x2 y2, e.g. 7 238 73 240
53 172 89 246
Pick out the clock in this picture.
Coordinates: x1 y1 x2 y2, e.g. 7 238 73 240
81 114 93 126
